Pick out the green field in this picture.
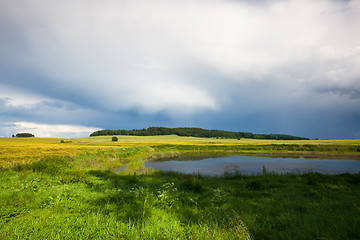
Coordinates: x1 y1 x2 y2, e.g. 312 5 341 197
1 136 359 239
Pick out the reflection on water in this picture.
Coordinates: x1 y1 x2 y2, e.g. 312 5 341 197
145 155 360 176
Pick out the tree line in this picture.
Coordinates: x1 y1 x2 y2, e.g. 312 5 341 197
12 133 35 138
90 127 308 140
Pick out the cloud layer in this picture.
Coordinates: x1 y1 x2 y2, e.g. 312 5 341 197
1 0 360 138
0 122 99 138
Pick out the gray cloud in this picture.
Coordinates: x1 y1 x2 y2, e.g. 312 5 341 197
317 87 360 99
1 0 360 138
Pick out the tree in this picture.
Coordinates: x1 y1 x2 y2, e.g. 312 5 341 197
16 133 34 137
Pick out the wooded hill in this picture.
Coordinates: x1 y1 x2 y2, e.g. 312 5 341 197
90 127 309 140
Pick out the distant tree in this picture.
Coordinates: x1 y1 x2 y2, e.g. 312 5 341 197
112 136 118 142
89 127 309 140
16 133 34 137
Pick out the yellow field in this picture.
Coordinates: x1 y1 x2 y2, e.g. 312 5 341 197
1 135 360 169
0 137 114 168
75 135 360 146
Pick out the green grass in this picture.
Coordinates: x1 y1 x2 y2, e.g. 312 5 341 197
1 155 359 239
0 156 253 239
1 137 360 239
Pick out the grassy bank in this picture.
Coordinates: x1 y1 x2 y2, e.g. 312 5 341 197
150 144 360 160
1 136 360 239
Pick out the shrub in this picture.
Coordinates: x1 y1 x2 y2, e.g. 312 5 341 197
112 136 118 142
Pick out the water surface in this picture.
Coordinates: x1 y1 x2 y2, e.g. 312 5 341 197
145 155 360 176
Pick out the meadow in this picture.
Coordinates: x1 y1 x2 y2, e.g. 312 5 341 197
0 136 359 239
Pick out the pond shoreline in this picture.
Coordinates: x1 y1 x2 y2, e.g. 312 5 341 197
115 150 360 176
147 151 360 162
144 154 360 176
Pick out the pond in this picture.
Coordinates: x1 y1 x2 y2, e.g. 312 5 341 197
144 155 360 176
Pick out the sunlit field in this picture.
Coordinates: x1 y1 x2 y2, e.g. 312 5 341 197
76 135 360 161
1 136 360 169
1 136 359 239
0 137 115 169
76 135 360 145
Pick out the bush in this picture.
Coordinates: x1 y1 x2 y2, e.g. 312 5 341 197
112 136 118 142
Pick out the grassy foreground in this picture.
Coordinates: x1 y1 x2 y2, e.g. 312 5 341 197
1 136 360 239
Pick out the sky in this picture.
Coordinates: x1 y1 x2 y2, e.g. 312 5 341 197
1 0 360 139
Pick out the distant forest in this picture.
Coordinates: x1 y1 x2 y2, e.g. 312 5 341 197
90 127 309 140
